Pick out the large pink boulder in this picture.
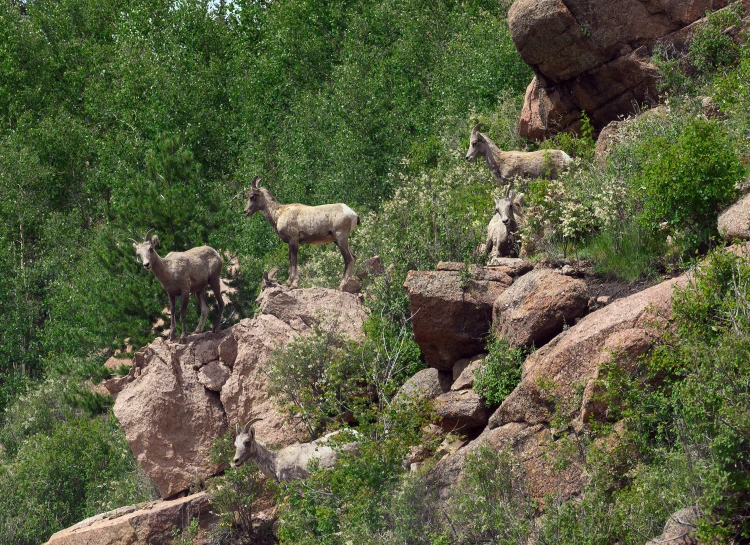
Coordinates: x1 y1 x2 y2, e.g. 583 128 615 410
492 268 589 349
403 261 532 370
113 338 229 499
509 0 738 137
490 275 687 429
113 286 368 499
43 493 213 545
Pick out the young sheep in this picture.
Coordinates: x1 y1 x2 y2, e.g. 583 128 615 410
243 176 359 291
466 124 572 184
131 230 224 343
485 185 525 260
232 419 352 482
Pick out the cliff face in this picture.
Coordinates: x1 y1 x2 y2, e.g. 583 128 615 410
509 0 749 138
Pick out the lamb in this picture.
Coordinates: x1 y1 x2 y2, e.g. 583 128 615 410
485 185 525 260
243 176 359 290
131 229 224 343
232 419 353 482
465 124 572 184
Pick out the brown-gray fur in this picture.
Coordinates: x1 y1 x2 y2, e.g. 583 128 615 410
132 230 224 343
232 419 350 482
486 185 525 259
466 124 572 184
243 176 359 290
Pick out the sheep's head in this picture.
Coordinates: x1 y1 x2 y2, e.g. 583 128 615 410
232 418 263 467
243 176 266 217
131 229 158 270
466 124 488 163
494 187 525 227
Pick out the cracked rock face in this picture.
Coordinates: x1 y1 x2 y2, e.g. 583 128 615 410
113 287 367 499
509 0 735 138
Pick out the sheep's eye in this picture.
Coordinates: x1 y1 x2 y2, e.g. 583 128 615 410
244 439 251 446
471 140 478 146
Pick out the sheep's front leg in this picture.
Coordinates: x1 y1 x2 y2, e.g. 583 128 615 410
194 289 209 334
168 293 177 342
335 237 356 291
288 240 299 289
179 290 190 343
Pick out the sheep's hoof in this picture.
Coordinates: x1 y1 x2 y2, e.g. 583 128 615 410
179 335 187 344
168 332 176 342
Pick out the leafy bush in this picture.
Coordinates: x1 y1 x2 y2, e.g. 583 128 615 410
637 117 742 255
473 335 526 406
207 432 273 544
268 326 361 439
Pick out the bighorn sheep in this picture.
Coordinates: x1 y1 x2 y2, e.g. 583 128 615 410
466 124 572 184
485 185 525 259
232 419 353 482
243 176 359 290
131 230 224 343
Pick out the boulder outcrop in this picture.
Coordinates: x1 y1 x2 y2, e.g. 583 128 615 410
429 274 688 504
509 0 739 138
490 275 686 429
403 261 532 370
397 368 453 401
646 506 702 545
492 269 589 349
43 493 213 545
718 192 750 242
113 287 367 499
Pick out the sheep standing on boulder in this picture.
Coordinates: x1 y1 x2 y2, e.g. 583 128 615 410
243 176 359 291
232 419 353 482
485 185 525 260
466 124 572 184
132 229 224 343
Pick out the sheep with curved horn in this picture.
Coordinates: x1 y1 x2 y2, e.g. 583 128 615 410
466 123 572 184
232 418 355 482
132 230 224 343
243 176 359 290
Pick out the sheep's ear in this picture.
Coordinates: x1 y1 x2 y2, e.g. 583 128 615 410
251 176 261 189
150 235 159 248
132 242 138 250
235 423 241 436
509 190 516 201
515 193 525 206
493 195 502 208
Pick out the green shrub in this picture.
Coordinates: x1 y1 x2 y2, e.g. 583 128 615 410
275 400 433 545
207 433 272 544
0 414 157 545
637 117 742 255
687 3 744 76
449 446 535 544
473 335 525 406
268 326 362 439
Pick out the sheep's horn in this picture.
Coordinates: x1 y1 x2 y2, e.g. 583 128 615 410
268 267 279 280
127 237 138 244
251 176 261 189
144 228 155 241
504 184 512 198
472 123 485 134
245 417 263 428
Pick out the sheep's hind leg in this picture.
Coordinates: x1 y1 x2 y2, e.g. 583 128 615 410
287 241 299 289
209 275 224 333
194 289 209 334
335 237 356 291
